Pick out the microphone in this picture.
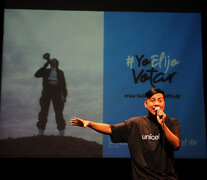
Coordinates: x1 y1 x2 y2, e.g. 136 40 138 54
155 106 160 111
155 106 163 119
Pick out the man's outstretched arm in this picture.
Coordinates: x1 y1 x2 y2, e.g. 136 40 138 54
70 118 112 134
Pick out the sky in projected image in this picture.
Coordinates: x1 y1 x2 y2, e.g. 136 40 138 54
0 9 103 144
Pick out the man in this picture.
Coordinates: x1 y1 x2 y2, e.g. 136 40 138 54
35 53 67 136
71 88 181 180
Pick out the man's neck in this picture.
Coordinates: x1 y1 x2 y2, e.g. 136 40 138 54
147 112 158 123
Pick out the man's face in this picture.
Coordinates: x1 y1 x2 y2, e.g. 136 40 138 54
50 59 58 68
144 93 165 115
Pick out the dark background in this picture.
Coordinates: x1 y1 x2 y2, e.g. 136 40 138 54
1 0 207 179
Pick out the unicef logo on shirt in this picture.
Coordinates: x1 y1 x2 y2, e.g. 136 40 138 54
142 133 160 141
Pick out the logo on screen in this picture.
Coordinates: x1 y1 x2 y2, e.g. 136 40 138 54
126 51 180 88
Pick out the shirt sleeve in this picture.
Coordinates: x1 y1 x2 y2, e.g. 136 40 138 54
169 118 181 141
34 66 47 78
110 121 129 143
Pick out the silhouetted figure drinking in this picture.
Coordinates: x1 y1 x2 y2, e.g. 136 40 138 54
35 53 67 136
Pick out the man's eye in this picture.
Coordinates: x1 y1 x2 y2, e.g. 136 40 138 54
158 99 164 103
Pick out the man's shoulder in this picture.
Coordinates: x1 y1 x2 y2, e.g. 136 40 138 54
166 116 180 127
56 68 64 74
166 116 179 123
126 116 147 124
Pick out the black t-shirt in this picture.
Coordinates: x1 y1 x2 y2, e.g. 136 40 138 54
110 115 181 180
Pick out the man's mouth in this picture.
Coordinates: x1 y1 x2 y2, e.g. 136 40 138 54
152 107 160 112
154 107 160 111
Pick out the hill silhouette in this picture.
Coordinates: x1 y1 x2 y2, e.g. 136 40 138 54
0 135 102 158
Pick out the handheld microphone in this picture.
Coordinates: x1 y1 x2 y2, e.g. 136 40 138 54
155 106 163 119
155 106 160 111
155 106 165 176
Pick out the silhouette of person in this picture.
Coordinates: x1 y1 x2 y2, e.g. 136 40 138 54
35 53 67 136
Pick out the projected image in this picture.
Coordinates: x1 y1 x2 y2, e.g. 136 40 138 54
0 10 206 159
0 10 103 157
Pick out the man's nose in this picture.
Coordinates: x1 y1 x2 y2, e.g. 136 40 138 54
155 100 159 105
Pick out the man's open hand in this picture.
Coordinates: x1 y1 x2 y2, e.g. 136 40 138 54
70 118 90 128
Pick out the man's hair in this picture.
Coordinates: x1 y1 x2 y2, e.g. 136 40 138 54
145 88 165 100
51 58 59 67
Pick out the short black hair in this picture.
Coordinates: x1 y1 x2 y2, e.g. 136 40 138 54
145 88 165 100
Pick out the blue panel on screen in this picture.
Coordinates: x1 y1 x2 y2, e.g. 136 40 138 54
103 12 206 158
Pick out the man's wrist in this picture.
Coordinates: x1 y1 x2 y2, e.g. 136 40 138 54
160 122 166 129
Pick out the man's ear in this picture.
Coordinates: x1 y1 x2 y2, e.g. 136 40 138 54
144 100 147 108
